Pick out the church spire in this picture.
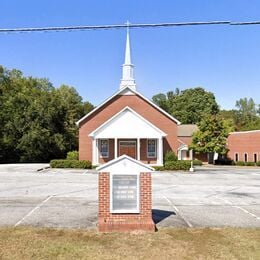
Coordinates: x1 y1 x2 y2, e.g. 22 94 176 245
120 22 136 90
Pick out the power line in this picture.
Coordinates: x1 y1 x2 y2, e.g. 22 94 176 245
0 21 260 34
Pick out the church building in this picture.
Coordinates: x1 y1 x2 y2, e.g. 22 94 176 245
76 30 188 166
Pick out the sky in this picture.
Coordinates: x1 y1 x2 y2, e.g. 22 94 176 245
1 0 260 110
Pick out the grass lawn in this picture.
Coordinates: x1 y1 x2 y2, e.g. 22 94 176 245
0 227 259 259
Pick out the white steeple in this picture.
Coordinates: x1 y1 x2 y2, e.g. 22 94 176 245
120 22 136 90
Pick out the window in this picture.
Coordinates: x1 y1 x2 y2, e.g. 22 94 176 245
235 153 239 162
254 153 258 163
100 139 109 158
147 139 157 158
244 153 248 162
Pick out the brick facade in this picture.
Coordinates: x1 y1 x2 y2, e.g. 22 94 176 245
98 172 155 232
227 131 260 162
78 94 178 163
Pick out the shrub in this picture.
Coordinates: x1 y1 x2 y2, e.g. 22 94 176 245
66 151 79 160
245 162 255 166
164 150 178 162
164 160 191 171
50 159 92 169
257 161 260 166
236 161 245 166
191 159 203 166
153 166 165 171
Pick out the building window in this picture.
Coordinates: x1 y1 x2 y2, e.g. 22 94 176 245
254 153 258 163
244 153 248 162
235 153 239 162
147 139 157 158
100 139 109 158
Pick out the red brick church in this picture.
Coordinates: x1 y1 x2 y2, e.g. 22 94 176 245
76 31 259 165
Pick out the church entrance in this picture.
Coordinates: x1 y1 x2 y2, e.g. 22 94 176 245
119 140 136 159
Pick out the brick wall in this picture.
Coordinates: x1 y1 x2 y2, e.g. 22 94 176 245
79 94 178 163
227 131 260 162
98 172 155 232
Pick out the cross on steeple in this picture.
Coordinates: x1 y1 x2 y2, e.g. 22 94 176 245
120 21 136 90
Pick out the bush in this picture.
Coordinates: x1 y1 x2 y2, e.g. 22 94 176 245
257 161 260 166
66 151 79 160
164 160 191 171
245 162 255 166
50 159 92 169
191 159 203 166
164 150 178 162
236 161 245 166
153 166 165 171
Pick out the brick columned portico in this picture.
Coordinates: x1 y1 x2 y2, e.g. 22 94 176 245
89 107 166 166
92 137 164 166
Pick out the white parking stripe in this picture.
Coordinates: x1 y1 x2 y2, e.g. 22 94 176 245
14 195 53 227
163 195 193 227
217 197 260 221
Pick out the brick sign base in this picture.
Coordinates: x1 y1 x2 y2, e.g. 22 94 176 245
98 172 155 232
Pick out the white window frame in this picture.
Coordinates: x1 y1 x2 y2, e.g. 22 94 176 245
110 173 140 214
234 153 239 162
99 139 109 158
147 139 157 158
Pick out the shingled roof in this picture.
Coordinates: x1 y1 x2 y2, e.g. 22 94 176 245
177 124 198 137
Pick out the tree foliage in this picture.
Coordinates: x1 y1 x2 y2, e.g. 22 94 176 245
189 115 230 154
0 65 93 162
152 87 219 124
219 98 260 131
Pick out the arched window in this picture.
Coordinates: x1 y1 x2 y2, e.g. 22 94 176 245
244 153 248 162
254 153 258 163
235 153 239 162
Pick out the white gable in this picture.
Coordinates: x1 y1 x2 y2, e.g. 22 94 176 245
96 155 154 173
89 106 166 139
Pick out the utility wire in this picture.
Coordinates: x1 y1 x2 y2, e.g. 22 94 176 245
0 21 259 34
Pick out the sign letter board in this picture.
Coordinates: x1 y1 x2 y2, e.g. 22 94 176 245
112 175 139 213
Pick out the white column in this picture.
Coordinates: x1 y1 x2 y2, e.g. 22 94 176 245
137 138 140 161
157 137 163 166
92 138 98 165
189 149 194 172
189 149 193 160
114 138 118 159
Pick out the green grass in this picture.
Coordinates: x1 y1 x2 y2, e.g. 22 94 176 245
0 227 259 259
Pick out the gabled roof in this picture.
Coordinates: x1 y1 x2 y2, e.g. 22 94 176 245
178 124 198 137
76 86 181 126
89 106 167 138
96 154 154 172
229 130 260 135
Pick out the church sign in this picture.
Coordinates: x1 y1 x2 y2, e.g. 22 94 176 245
111 174 139 213
97 155 155 232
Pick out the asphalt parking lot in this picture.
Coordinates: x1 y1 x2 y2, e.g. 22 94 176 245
0 164 259 229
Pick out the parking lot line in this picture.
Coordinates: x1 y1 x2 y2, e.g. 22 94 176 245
216 197 260 221
14 195 53 227
163 195 193 228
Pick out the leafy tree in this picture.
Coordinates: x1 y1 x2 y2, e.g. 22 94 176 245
152 87 219 124
235 98 260 130
189 114 229 155
0 65 93 162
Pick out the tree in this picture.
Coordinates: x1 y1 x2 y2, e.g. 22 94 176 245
234 98 260 131
152 87 219 124
0 65 94 162
189 114 230 155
